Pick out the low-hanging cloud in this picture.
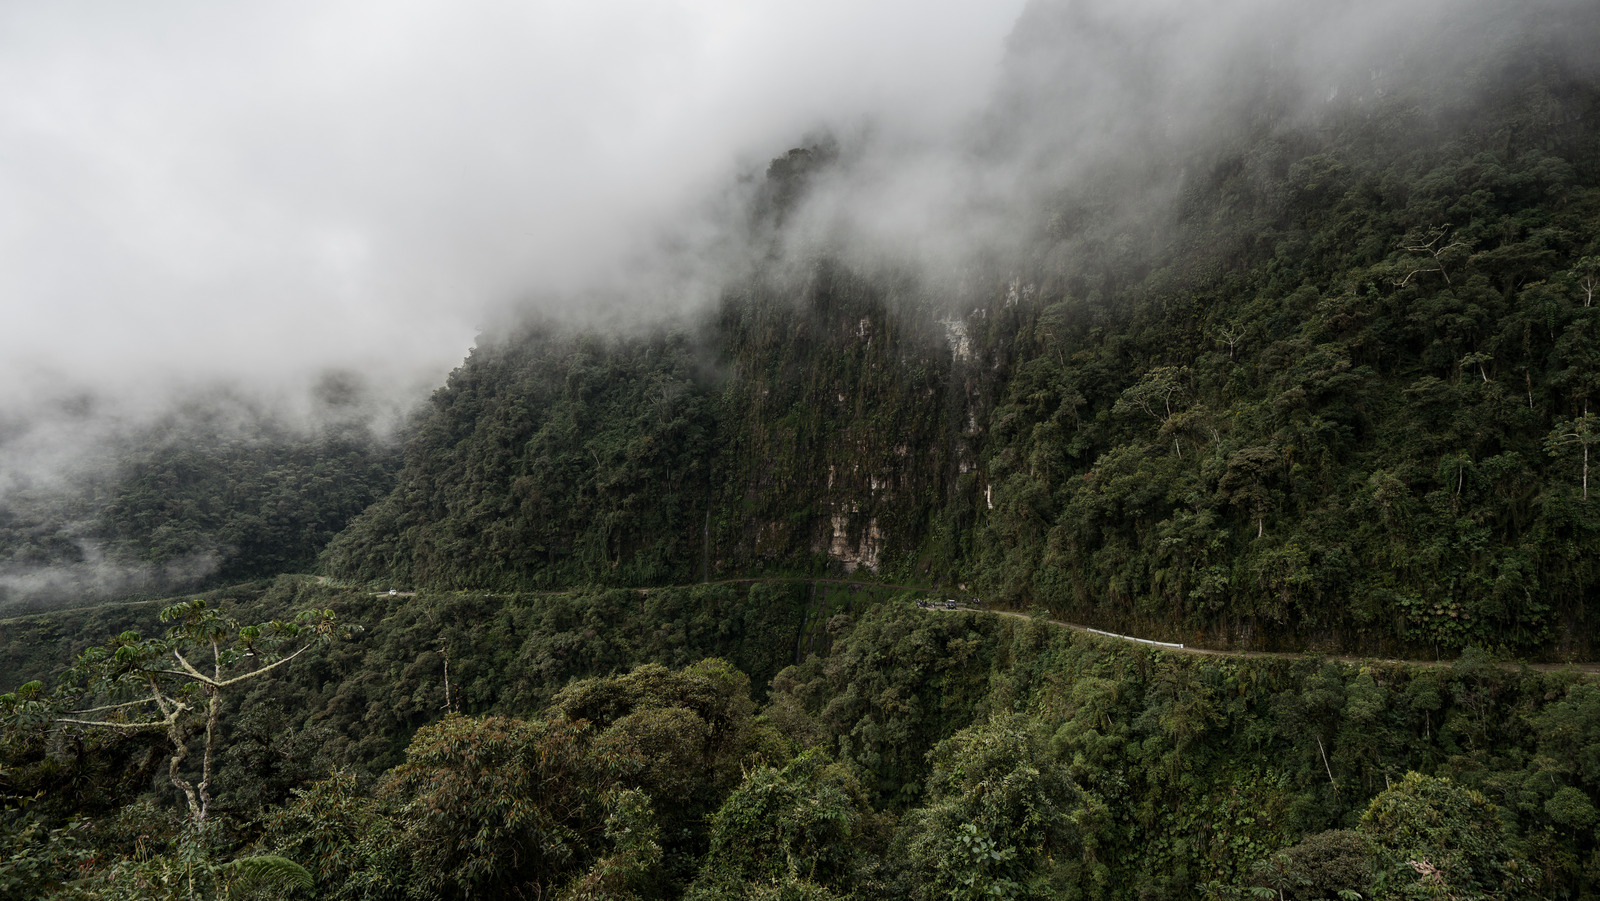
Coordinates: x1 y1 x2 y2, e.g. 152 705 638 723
766 0 1600 297
8 0 1594 408
6 0 1596 408
0 540 221 616
0 0 1027 414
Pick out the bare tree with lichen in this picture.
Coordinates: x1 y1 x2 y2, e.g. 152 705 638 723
2 599 354 823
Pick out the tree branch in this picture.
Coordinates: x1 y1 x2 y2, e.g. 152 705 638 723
66 697 163 716
170 648 217 686
1317 735 1339 792
54 717 174 731
149 667 213 682
57 700 188 731
216 642 312 687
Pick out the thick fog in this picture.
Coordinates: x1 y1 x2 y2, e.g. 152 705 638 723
777 0 1600 294
0 0 1029 578
6 0 1592 430
0 0 1024 412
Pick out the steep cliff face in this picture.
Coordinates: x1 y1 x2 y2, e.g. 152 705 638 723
318 260 1005 588
705 262 981 579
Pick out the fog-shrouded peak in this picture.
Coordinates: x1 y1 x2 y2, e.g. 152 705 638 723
0 0 1026 414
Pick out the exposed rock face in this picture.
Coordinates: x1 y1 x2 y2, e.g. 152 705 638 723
828 513 883 574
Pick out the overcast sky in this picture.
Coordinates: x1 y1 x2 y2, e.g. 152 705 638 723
0 0 1027 413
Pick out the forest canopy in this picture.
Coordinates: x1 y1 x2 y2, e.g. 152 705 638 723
5 584 1598 899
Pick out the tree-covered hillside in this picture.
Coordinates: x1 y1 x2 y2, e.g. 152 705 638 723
323 0 1600 658
0 380 402 614
967 18 1600 656
6 581 1600 899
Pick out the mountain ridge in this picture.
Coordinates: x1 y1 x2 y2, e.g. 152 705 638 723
319 13 1600 657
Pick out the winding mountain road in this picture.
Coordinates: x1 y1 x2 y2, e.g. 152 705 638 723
651 575 1600 675
28 575 1584 676
962 606 1600 676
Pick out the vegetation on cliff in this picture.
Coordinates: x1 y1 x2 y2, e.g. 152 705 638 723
322 3 1600 657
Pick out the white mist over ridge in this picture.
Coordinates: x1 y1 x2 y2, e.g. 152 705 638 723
770 0 1600 293
0 0 1026 415
5 0 1592 420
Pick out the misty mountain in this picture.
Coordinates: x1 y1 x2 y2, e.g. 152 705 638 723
322 0 1600 657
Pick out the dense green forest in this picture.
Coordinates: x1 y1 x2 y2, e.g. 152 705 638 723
5 581 1600 898
319 0 1600 658
5 0 1600 897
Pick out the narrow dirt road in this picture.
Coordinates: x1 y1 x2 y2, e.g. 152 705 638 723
650 576 1599 676
965 606 1600 676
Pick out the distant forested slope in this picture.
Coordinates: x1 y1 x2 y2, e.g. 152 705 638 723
323 1 1600 658
14 3 1600 899
0 381 401 613
968 19 1600 655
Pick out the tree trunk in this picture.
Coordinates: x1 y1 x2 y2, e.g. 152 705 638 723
167 718 202 821
199 686 220 821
